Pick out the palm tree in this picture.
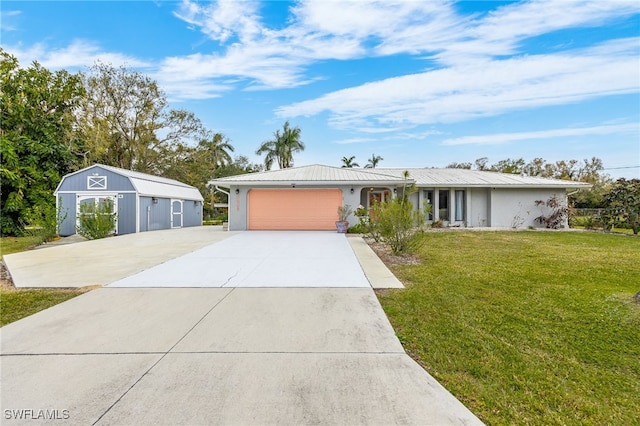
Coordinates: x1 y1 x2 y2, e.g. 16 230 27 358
364 153 383 168
340 156 359 168
256 121 305 170
198 132 234 168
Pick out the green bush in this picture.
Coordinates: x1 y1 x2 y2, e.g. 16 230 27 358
347 223 368 234
76 198 116 240
370 197 424 255
21 202 67 244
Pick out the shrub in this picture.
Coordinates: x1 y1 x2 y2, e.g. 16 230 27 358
370 197 424 255
20 202 67 244
535 194 569 229
347 223 368 234
76 198 117 240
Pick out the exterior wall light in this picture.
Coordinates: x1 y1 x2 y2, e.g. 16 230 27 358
152 197 158 204
235 188 240 195
350 188 354 194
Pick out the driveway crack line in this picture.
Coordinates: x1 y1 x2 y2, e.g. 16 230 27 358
91 287 237 425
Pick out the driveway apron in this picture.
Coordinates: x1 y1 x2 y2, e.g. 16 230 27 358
107 231 371 288
1 230 482 425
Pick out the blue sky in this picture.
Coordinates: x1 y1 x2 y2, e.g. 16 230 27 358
2 0 639 178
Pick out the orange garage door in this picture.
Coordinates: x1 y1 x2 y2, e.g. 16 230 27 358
248 189 342 230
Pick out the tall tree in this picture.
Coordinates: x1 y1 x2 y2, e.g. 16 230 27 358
197 132 234 169
446 162 472 169
0 49 85 235
490 158 526 174
256 121 304 170
365 153 384 168
75 63 204 174
341 156 359 168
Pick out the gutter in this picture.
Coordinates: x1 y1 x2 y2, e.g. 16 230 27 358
214 185 230 196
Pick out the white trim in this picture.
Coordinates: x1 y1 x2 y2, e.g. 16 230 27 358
87 175 107 190
171 199 183 229
57 190 137 194
76 194 118 235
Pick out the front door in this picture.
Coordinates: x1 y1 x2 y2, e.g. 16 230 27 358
171 200 183 228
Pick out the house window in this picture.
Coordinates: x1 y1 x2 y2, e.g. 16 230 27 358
87 175 107 190
438 190 449 221
455 190 465 221
424 190 433 221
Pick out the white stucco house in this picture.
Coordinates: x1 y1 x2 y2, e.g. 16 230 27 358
209 164 591 231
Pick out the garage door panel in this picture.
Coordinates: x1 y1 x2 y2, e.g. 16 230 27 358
249 189 341 230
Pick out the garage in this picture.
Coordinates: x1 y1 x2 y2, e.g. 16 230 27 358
248 189 342 230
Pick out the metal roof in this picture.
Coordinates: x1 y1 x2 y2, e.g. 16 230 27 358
56 164 204 201
210 164 408 187
210 164 591 189
369 168 592 188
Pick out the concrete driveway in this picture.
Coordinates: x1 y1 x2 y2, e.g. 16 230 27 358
108 231 371 288
1 228 482 425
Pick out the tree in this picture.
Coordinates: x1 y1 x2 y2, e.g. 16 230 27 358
198 133 234 169
601 178 640 234
474 157 490 171
0 49 85 235
446 162 472 169
341 156 359 168
365 153 383 168
490 158 526 174
256 121 304 170
75 63 205 174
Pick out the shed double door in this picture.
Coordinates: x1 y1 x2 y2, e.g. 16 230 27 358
76 194 118 234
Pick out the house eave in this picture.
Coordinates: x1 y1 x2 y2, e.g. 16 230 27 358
209 180 411 188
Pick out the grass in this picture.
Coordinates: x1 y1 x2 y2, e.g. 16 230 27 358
0 289 86 327
0 235 43 257
377 231 640 425
1 236 87 327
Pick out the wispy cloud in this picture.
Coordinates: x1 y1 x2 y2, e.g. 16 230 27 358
332 137 374 145
7 40 150 70
441 123 639 146
276 37 639 130
0 10 21 31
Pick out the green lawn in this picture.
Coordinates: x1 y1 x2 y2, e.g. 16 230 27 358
377 231 640 425
0 289 85 327
0 235 43 257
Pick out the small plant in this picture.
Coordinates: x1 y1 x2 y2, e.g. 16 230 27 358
335 204 353 233
347 223 368 234
431 219 444 228
535 195 568 229
76 198 117 239
337 204 353 222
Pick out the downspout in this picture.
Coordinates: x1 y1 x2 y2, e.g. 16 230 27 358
215 185 230 196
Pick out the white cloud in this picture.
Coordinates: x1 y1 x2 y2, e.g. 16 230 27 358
441 123 640 146
0 10 21 31
6 40 149 70
332 137 374 145
276 38 640 130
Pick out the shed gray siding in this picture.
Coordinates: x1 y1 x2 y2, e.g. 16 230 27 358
183 200 203 227
56 166 135 192
139 197 171 231
117 193 137 235
57 193 76 236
